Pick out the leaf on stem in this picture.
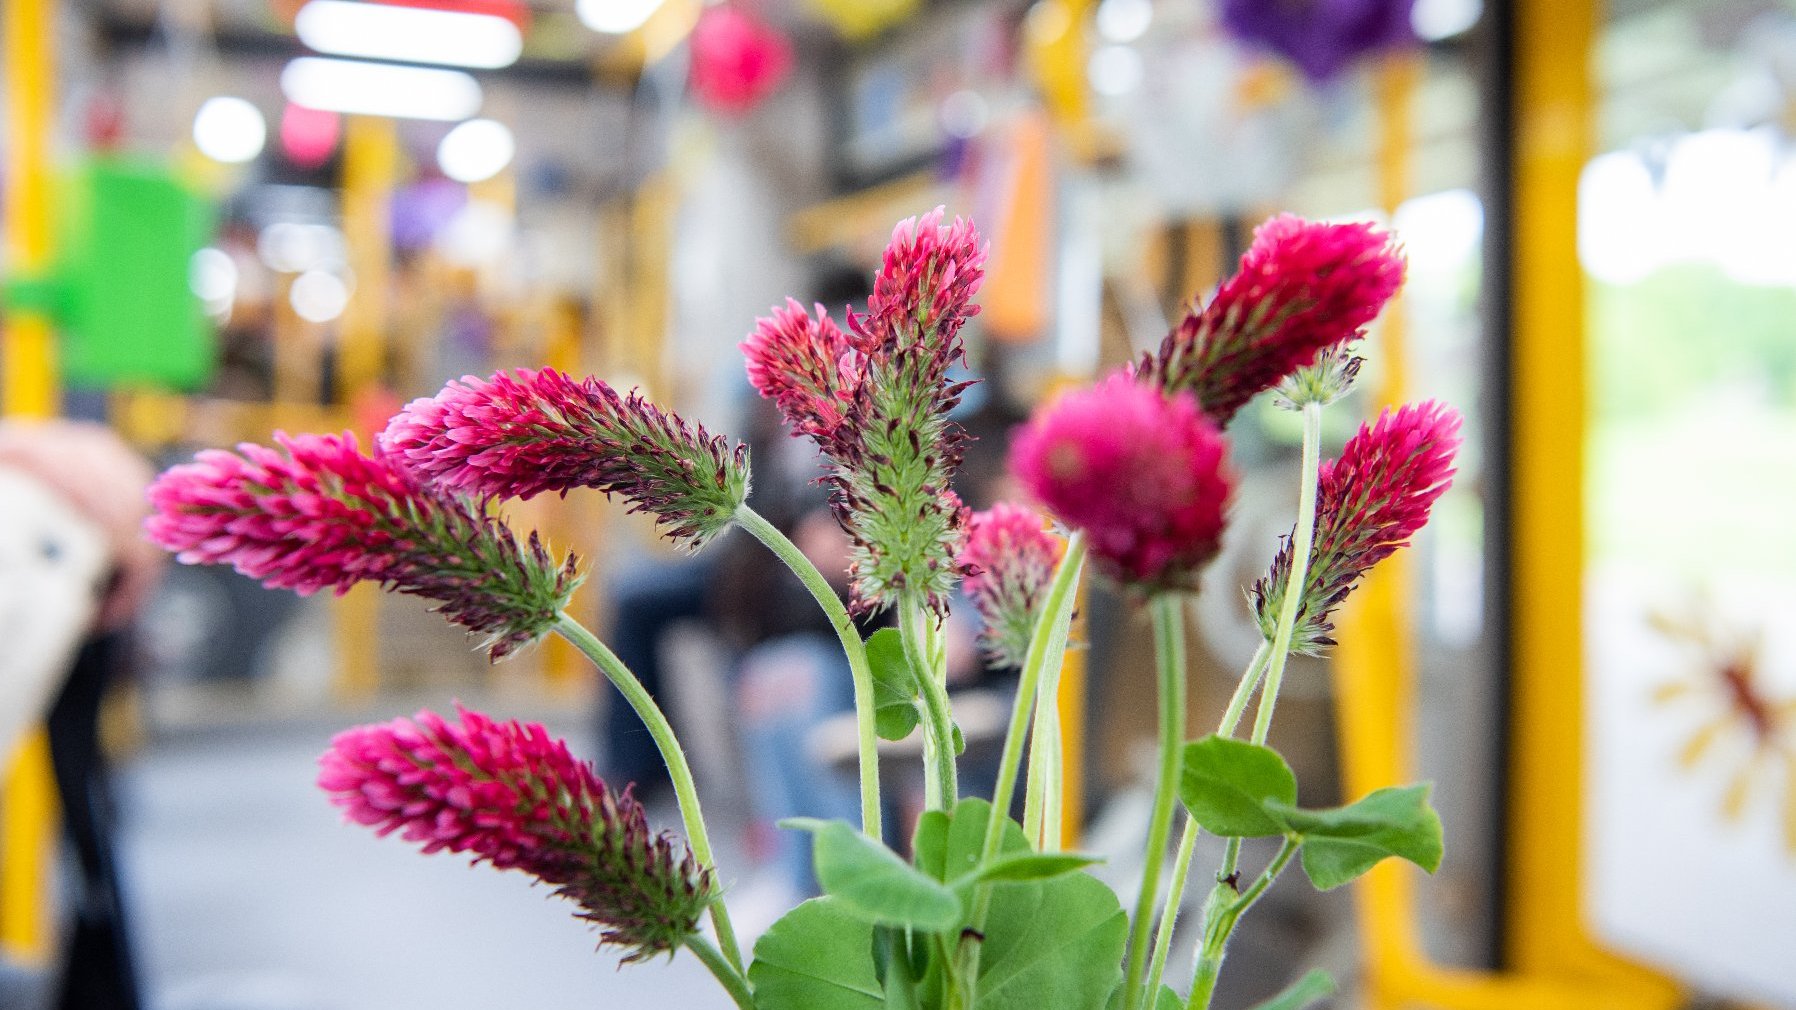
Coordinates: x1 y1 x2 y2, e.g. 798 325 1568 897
1246 969 1336 1010
749 897 884 1010
952 850 1104 886
1264 784 1443 891
782 818 963 930
1179 735 1298 837
867 628 922 741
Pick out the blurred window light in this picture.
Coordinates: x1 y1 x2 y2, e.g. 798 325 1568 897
1410 0 1480 41
188 247 238 305
1393 189 1483 279
437 119 515 183
1088 45 1143 97
290 270 350 323
1578 150 1661 285
192 97 267 164
281 58 482 121
938 90 989 139
295 0 523 69
1095 0 1152 44
259 222 345 274
577 0 666 34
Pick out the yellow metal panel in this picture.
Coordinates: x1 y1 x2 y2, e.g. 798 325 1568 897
0 733 57 962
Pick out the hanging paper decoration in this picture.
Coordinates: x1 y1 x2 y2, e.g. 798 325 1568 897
281 103 341 169
804 0 916 42
689 4 794 114
1217 0 1418 84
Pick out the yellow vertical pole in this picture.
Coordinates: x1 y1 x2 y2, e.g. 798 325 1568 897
1505 2 1672 999
330 115 398 703
2 0 62 963
1056 582 1088 843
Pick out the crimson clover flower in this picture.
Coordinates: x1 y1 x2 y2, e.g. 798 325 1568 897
959 503 1067 668
1136 214 1405 425
743 208 986 613
318 705 713 961
145 432 576 658
1010 375 1234 593
380 368 750 551
1252 400 1461 653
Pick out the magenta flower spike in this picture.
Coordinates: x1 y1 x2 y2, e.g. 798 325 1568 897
743 208 987 614
959 503 1067 668
742 298 862 452
851 207 988 355
145 432 577 658
1137 214 1405 425
1010 375 1234 593
381 368 751 551
1252 399 1462 652
319 705 713 961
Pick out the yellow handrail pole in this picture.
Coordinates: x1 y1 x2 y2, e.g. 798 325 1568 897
1056 580 1088 844
2 0 63 963
1504 0 1675 999
330 115 399 703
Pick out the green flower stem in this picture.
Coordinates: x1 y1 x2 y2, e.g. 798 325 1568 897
1251 401 1324 747
902 594 958 809
735 505 882 839
1028 710 1062 850
553 614 743 973
684 934 757 1010
1143 633 1275 1003
1187 838 1298 1010
1187 401 1324 1010
985 534 1087 859
956 535 1088 1005
1121 594 1189 1010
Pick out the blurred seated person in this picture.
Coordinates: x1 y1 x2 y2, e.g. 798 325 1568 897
0 420 162 1010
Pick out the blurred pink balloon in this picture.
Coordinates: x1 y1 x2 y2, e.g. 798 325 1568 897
689 5 793 115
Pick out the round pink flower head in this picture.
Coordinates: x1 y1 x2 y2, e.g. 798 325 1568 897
1010 375 1234 593
959 503 1066 668
319 705 712 962
144 432 577 658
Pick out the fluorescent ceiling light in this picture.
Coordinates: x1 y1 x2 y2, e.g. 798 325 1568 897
281 58 483 121
295 0 523 69
577 0 665 35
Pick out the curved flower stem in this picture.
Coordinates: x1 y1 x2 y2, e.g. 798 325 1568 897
1251 400 1323 746
902 594 958 809
552 614 743 973
1143 641 1273 1000
1121 593 1188 1010
735 505 882 840
684 935 757 1010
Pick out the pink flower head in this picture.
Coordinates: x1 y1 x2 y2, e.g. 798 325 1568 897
850 207 988 358
381 368 750 551
1253 400 1461 653
959 503 1066 668
1010 375 1234 592
689 4 793 115
742 298 861 451
319 705 712 961
1138 214 1405 424
145 432 577 658
744 211 987 614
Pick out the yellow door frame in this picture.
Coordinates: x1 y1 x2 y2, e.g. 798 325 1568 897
1333 1 1684 1006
